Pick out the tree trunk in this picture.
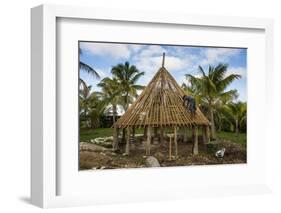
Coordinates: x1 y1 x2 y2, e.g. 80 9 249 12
112 104 117 124
125 93 129 111
112 127 118 150
235 119 239 137
125 128 130 155
209 107 216 140
192 126 199 155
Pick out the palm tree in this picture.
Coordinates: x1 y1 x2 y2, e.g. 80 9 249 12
97 77 123 123
79 49 100 126
185 64 241 139
79 81 102 128
79 47 100 80
111 61 145 111
225 102 247 136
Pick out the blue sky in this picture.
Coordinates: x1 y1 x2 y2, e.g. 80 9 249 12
79 42 247 101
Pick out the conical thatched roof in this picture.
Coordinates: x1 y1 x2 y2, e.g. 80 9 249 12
113 56 210 129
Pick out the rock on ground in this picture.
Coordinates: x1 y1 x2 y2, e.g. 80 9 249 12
154 152 165 162
145 156 160 167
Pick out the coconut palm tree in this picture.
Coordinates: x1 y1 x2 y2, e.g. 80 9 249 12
79 81 102 128
111 62 145 111
225 101 247 136
97 77 123 123
79 47 100 80
185 64 241 140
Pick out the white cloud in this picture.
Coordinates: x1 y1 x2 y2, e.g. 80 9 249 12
80 42 131 59
201 48 241 65
129 44 144 53
136 55 186 73
139 45 166 57
134 54 192 87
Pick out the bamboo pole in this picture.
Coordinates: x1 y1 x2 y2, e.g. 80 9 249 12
146 127 152 156
144 126 148 138
192 126 199 155
174 127 178 157
125 127 130 155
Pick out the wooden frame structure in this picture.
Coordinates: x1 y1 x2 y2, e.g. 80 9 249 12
113 53 210 156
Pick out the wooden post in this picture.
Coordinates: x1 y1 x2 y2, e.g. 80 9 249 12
125 127 130 155
192 126 199 155
146 127 152 156
174 127 178 157
112 127 118 150
143 126 148 140
169 135 172 161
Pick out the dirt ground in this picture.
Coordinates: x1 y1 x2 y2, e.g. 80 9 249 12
79 136 246 170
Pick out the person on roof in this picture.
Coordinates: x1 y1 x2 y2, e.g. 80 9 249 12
182 95 196 115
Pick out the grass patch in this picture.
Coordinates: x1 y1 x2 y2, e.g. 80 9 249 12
80 128 113 142
80 128 144 142
80 128 246 146
217 131 246 146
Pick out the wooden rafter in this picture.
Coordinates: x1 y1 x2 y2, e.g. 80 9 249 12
113 57 210 129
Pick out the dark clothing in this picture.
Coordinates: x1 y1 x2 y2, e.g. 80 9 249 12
182 95 196 113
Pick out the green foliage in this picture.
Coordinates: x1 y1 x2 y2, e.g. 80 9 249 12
79 81 103 128
221 101 247 134
97 77 123 123
111 61 145 110
184 64 240 107
182 64 242 138
79 61 145 129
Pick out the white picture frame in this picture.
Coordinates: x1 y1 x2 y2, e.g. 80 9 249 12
31 4 274 208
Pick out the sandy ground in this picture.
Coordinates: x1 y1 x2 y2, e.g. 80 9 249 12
79 136 246 170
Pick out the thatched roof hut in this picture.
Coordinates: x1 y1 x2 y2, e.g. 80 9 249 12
113 53 210 157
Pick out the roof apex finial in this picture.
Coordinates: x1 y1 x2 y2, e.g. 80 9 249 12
162 52 165 67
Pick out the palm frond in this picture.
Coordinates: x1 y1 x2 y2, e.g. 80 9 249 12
80 62 100 79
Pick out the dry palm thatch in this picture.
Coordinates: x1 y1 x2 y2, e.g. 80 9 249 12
113 54 210 129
